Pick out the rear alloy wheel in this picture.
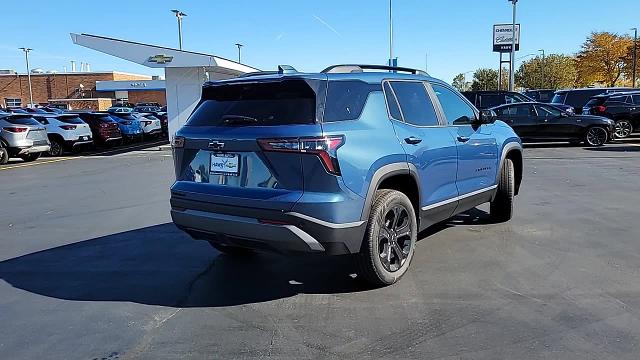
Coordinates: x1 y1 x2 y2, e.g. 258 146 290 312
585 126 608 146
19 153 41 162
614 120 633 138
357 189 417 286
48 139 64 157
0 147 8 165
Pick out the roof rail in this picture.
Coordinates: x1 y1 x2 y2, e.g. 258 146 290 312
321 64 428 76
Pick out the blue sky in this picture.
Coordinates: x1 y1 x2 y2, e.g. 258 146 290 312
1 0 639 83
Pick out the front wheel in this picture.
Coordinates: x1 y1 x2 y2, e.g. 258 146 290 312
19 153 41 162
585 126 608 146
614 120 633 138
490 158 515 222
357 189 417 286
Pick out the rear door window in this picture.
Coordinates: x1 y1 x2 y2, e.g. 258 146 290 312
323 81 380 122
187 79 318 126
479 93 504 108
388 81 439 126
633 95 640 105
58 116 84 124
551 92 567 104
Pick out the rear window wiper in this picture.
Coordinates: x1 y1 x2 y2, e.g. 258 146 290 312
221 115 259 125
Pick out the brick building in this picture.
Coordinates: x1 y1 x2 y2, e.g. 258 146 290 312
0 71 166 109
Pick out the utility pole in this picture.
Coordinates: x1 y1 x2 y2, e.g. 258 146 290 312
388 0 393 66
235 43 243 63
508 0 518 91
171 10 187 50
19 47 34 108
539 49 545 89
632 28 638 88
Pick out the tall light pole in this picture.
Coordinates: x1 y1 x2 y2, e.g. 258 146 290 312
632 28 637 88
538 49 546 89
508 0 518 91
19 48 34 108
235 43 243 63
171 9 187 50
388 0 394 66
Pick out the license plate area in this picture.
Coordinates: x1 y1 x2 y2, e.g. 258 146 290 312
210 152 240 176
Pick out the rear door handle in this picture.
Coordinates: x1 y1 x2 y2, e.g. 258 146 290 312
404 136 422 145
457 136 470 142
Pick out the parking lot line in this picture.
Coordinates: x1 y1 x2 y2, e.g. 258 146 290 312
0 140 169 172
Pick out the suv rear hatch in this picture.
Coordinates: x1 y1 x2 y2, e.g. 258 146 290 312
172 77 329 212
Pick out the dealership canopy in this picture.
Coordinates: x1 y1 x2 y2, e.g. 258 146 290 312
71 33 260 137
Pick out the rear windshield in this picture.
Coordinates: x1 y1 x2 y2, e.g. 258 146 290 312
187 79 317 126
5 116 40 125
58 116 84 124
551 92 566 104
585 97 606 107
115 115 136 121
479 94 503 108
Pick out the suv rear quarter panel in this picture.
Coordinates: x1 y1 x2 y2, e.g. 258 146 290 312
314 90 407 222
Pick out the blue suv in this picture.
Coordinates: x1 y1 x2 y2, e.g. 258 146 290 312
170 64 523 286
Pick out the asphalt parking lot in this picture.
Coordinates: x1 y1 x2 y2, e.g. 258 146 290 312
1 139 640 360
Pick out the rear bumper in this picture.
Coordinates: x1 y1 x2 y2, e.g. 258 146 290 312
170 196 367 255
10 144 50 155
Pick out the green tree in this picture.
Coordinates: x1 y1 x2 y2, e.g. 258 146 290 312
516 54 577 89
452 73 469 91
576 32 632 87
471 68 498 91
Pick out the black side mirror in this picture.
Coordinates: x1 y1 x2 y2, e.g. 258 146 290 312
477 109 497 124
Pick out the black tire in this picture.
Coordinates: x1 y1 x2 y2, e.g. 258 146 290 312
584 126 608 146
208 242 253 256
490 158 515 222
356 189 417 286
19 153 41 162
0 147 8 165
614 119 633 139
48 139 64 157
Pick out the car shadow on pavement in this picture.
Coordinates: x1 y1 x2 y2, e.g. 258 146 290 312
584 145 640 152
0 223 370 308
0 209 492 308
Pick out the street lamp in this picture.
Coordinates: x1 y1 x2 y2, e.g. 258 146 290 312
508 0 518 91
388 0 393 66
631 28 637 88
538 49 546 89
235 43 243 63
171 9 187 50
19 48 34 108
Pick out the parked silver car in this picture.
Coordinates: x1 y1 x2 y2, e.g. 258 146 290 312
0 112 50 162
33 114 93 156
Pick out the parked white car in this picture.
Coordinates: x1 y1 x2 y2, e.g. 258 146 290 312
133 112 162 139
33 114 93 156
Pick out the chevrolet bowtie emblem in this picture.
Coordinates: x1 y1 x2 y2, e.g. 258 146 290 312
148 54 174 64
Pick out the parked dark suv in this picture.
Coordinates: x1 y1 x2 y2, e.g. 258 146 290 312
551 88 634 115
77 112 123 147
583 91 640 138
170 64 524 286
462 90 533 110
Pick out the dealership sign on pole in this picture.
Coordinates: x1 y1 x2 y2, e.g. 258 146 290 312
493 24 520 52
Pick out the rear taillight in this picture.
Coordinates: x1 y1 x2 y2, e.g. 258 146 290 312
3 127 28 133
173 136 184 148
258 136 345 175
59 125 77 130
141 120 152 127
594 105 606 113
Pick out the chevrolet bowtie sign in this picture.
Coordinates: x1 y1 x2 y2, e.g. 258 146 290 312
148 54 174 64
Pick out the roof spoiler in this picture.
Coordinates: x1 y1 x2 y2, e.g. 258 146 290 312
321 64 428 76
